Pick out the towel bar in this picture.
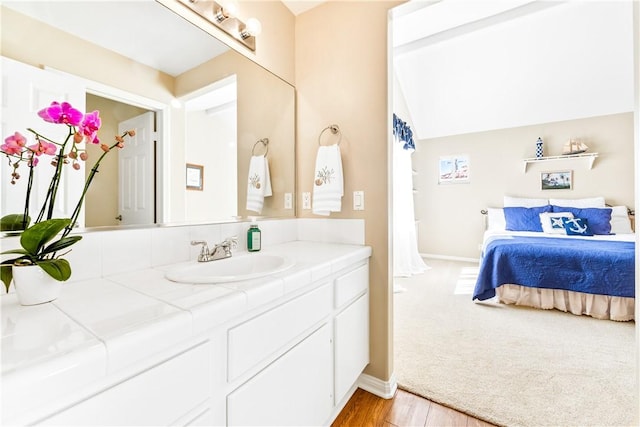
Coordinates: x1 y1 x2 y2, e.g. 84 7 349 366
252 138 269 156
318 124 342 146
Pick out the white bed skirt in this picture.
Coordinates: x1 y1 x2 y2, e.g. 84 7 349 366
497 284 635 322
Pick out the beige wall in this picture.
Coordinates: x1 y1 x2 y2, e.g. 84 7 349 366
412 113 635 259
296 0 402 382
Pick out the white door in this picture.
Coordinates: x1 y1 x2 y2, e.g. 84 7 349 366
117 112 155 226
1 56 86 225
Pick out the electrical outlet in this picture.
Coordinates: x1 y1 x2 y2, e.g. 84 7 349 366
302 192 311 210
284 193 292 209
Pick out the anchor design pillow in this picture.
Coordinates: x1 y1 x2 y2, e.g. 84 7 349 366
539 212 574 234
562 217 594 236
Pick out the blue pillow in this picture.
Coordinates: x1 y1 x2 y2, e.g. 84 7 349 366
504 205 552 232
551 206 612 235
562 217 594 236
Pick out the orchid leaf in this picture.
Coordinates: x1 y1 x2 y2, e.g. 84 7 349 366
1 264 12 293
0 248 29 256
41 235 83 255
0 214 30 232
36 258 71 282
19 218 70 256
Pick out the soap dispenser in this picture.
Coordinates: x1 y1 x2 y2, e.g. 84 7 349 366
247 220 261 252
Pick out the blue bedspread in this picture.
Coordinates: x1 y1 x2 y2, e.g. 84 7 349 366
473 236 635 301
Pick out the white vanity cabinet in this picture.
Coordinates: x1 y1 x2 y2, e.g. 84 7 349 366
3 242 372 427
226 262 370 426
39 341 213 426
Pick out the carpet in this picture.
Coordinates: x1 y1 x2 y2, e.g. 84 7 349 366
453 266 479 295
394 259 636 427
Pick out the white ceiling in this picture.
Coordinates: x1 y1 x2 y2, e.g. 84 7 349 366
2 0 230 77
393 0 635 140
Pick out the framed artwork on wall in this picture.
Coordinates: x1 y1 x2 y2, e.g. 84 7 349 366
438 155 470 184
186 163 204 191
541 170 572 190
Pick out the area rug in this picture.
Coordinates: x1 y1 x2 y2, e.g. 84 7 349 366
394 259 636 427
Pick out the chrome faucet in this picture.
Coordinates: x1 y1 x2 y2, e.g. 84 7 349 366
191 236 238 262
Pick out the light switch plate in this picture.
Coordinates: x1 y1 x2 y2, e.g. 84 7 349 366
284 193 292 209
353 190 364 210
302 192 311 210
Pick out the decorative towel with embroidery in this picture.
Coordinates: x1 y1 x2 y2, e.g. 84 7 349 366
246 155 272 213
312 144 343 216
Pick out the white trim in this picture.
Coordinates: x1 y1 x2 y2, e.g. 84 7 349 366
357 372 397 399
421 253 480 263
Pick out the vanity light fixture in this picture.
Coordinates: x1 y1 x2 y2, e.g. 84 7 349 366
240 18 262 40
180 0 261 51
213 0 237 23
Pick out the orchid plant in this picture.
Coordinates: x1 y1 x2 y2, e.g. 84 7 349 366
0 101 134 292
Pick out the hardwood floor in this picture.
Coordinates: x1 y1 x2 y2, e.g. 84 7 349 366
332 388 496 427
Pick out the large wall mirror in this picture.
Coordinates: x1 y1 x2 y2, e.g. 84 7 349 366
0 0 295 230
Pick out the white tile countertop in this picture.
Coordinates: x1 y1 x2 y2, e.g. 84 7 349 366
1 240 372 425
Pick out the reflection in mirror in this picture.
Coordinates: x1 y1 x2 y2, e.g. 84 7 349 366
183 76 238 222
0 0 295 230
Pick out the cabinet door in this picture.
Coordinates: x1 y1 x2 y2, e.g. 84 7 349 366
227 324 333 426
334 293 369 404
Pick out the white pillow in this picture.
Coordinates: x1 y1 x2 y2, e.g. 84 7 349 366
610 205 634 234
503 196 548 208
549 197 606 208
486 208 506 231
539 212 574 234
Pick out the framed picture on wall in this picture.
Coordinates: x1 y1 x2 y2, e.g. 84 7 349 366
438 155 470 184
186 163 204 191
541 170 572 190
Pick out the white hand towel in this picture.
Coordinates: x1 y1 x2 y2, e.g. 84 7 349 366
312 144 343 216
246 155 272 213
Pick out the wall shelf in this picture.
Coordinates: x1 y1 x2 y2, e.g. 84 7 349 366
522 152 598 172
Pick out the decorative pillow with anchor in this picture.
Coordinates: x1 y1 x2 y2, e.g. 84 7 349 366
562 217 594 236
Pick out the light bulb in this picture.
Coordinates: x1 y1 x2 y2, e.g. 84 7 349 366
224 0 239 17
244 18 262 37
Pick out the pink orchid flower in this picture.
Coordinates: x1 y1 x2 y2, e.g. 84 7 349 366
38 101 83 126
1 132 27 155
29 140 57 156
79 111 102 144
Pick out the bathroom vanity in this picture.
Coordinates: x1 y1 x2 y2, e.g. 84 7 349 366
1 220 371 426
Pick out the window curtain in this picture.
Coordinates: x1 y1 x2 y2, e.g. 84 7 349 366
393 114 429 278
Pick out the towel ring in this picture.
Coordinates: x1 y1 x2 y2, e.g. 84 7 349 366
318 124 341 146
252 138 269 156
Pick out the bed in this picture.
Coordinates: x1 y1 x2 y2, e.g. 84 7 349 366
473 196 635 321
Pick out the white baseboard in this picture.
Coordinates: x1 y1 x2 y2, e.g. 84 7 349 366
357 372 397 399
421 253 480 263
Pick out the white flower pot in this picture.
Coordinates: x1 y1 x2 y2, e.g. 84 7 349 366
12 264 62 306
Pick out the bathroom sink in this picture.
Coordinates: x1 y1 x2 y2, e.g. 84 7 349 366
165 253 294 284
